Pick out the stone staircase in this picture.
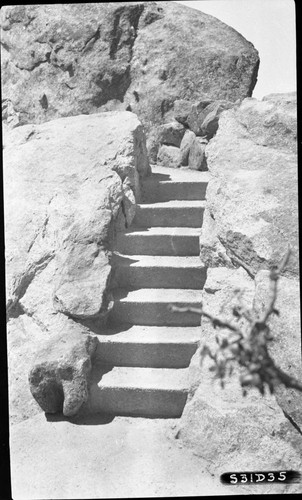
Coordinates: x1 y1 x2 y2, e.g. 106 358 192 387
89 166 209 418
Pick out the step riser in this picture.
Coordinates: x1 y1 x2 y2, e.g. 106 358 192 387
95 341 198 368
112 266 207 289
114 234 200 256
88 384 188 418
110 303 201 326
133 206 204 228
142 182 207 202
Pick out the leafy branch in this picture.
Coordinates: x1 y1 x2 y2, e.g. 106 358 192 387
170 247 302 396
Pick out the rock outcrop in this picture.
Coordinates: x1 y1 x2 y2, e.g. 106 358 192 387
1 2 259 141
177 93 300 488
29 329 98 417
254 271 302 429
177 267 302 494
4 111 149 322
4 111 150 421
154 98 234 169
201 92 298 276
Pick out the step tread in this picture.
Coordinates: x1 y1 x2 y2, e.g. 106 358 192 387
97 325 201 344
112 288 203 303
121 226 201 236
114 227 200 256
98 366 189 391
150 165 210 182
142 175 208 202
112 254 205 268
138 200 206 208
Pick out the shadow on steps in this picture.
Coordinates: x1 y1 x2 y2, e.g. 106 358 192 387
46 411 115 426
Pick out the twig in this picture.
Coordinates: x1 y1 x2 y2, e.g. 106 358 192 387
269 358 302 392
228 253 256 279
169 304 242 334
258 246 291 325
170 246 302 395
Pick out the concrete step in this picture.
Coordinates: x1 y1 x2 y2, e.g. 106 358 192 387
114 227 200 256
110 288 203 326
133 200 205 228
95 325 201 368
111 254 207 289
142 174 209 202
89 366 189 417
150 165 209 181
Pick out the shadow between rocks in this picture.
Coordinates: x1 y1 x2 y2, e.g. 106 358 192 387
45 411 115 426
150 172 171 180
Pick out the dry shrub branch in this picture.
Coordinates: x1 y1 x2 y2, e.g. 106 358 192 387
170 247 302 396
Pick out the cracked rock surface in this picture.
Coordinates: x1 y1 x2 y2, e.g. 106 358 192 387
28 329 98 417
1 2 259 142
253 271 302 429
201 92 298 276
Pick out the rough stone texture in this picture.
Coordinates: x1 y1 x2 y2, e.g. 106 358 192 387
157 144 180 169
4 111 149 321
147 121 186 163
29 329 98 416
240 92 297 152
8 253 100 423
188 137 208 171
178 129 196 166
197 92 300 450
7 315 47 424
187 99 234 138
156 121 186 148
1 2 259 143
180 368 302 494
186 101 210 135
158 97 235 171
201 93 298 277
254 271 302 429
146 130 161 163
178 269 302 493
186 267 255 395
173 99 193 126
199 208 233 268
4 111 150 421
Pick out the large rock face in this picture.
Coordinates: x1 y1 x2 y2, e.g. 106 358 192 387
201 92 298 276
4 111 149 322
4 111 150 422
178 93 300 486
254 271 302 429
1 2 259 139
177 268 302 494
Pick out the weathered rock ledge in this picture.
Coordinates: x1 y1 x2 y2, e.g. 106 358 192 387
4 111 150 422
